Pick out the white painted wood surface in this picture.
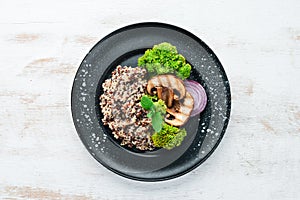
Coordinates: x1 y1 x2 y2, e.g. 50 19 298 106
0 0 299 199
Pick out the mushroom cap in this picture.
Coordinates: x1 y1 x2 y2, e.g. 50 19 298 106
147 75 186 100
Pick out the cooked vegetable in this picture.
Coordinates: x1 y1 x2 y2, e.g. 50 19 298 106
146 74 194 127
144 94 158 101
153 99 167 114
147 74 186 100
163 128 187 150
151 123 187 150
141 95 166 132
165 92 194 126
138 42 191 79
156 87 174 108
184 80 207 116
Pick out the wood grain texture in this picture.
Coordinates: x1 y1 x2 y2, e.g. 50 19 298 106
0 0 299 199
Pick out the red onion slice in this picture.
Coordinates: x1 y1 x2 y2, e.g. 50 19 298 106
184 80 207 117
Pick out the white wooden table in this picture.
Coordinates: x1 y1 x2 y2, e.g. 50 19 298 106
1 0 299 199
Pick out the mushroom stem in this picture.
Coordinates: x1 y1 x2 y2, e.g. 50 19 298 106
165 88 174 108
156 87 163 99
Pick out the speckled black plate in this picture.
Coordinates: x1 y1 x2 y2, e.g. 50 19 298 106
71 22 231 181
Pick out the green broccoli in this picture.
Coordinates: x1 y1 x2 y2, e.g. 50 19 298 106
153 99 167 114
151 123 187 150
138 42 191 80
143 94 158 101
163 128 187 150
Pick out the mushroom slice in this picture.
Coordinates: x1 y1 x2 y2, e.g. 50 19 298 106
156 87 163 99
164 92 194 126
147 75 186 100
156 87 174 108
160 87 174 108
165 88 174 108
165 111 189 127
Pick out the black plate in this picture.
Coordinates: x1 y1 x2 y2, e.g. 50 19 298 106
71 22 231 181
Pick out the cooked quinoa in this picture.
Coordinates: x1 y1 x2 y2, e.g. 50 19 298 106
100 65 154 150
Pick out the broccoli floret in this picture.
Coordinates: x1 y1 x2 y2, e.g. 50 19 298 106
177 63 191 80
154 42 178 53
153 99 167 114
163 128 187 150
151 123 187 150
143 94 158 101
138 42 191 79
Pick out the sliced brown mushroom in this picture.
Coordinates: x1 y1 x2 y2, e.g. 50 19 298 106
164 92 194 126
156 87 174 108
173 99 181 112
147 75 186 100
164 88 174 108
156 87 163 99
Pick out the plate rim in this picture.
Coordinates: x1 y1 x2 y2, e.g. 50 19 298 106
71 22 231 182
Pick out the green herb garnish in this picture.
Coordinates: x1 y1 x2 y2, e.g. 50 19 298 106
151 112 164 133
141 95 166 132
138 42 191 80
141 95 154 110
